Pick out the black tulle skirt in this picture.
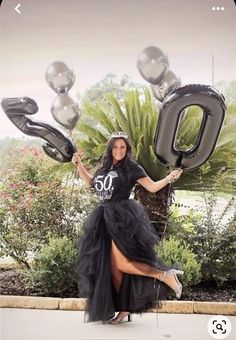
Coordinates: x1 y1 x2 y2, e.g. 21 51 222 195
75 199 170 322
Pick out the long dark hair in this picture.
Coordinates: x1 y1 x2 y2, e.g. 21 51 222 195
99 137 132 172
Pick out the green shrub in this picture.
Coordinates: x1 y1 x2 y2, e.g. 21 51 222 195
156 236 202 287
0 143 98 268
167 187 236 284
22 237 78 295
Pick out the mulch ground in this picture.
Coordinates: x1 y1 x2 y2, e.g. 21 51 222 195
0 268 235 302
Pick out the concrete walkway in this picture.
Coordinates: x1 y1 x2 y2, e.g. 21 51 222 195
1 309 235 340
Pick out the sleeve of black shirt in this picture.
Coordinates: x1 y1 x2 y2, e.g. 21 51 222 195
128 160 148 184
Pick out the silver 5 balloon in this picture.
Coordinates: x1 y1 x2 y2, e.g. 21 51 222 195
1 61 80 162
1 96 77 163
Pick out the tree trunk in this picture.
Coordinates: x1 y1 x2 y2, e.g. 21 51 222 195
134 184 174 239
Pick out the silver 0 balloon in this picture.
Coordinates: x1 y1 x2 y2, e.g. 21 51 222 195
153 84 226 170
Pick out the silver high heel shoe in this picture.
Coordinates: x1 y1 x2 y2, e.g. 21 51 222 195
163 269 184 299
109 312 132 324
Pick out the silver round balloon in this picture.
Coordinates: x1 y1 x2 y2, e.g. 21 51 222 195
45 61 75 94
151 70 181 102
137 46 169 85
51 94 80 131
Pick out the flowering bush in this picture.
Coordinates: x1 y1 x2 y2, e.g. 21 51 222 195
0 143 98 268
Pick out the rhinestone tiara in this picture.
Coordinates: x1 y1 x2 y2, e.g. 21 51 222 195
110 131 129 139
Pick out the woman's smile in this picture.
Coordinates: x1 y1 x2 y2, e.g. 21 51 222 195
112 139 127 163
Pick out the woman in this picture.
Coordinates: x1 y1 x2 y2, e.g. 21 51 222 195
72 132 183 324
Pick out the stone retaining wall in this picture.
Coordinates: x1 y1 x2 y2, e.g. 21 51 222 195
1 295 235 315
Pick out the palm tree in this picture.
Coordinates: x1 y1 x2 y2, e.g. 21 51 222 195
73 88 236 237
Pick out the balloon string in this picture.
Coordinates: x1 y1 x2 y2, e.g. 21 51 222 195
163 183 172 239
68 130 76 147
155 182 172 335
172 166 234 172
154 168 233 333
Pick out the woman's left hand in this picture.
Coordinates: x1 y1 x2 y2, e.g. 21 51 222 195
169 168 183 181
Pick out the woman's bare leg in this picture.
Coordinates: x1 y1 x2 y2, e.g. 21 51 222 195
110 245 123 293
111 240 183 294
110 240 162 322
110 241 127 322
111 240 163 279
110 240 183 322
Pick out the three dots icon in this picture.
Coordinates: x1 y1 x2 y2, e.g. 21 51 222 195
212 6 224 11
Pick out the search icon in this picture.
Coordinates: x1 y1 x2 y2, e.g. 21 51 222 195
207 315 232 339
216 323 223 331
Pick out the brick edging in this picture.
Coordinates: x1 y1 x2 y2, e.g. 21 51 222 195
0 295 235 315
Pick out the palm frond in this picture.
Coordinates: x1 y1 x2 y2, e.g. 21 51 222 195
73 89 235 194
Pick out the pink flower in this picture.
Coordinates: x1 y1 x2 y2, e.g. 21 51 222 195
31 149 39 156
10 183 19 190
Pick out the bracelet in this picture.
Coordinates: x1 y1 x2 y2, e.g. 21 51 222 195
165 175 175 184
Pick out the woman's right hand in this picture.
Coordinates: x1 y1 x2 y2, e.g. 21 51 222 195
71 152 81 166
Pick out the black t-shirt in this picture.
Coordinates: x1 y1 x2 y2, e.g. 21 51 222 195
91 159 147 201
